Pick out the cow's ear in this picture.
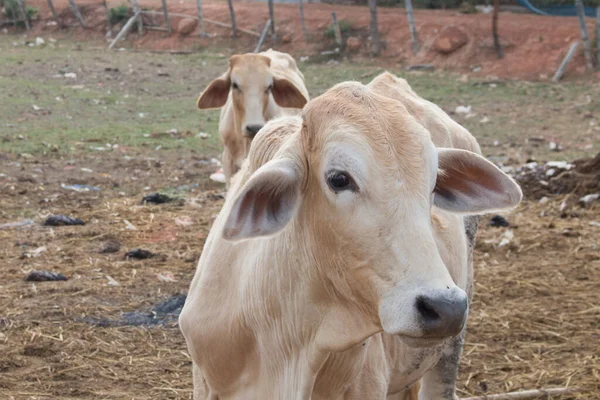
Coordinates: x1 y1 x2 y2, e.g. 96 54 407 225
434 148 522 214
272 77 308 109
197 74 230 109
223 158 302 241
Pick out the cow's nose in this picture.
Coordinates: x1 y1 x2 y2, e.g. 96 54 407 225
415 288 468 338
245 124 264 138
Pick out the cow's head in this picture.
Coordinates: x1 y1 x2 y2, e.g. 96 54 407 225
220 81 522 349
197 53 308 138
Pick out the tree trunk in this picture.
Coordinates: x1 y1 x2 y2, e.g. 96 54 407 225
368 0 380 56
492 0 503 58
268 0 275 39
227 0 237 37
299 0 308 42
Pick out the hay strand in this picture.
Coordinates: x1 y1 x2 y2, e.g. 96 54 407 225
462 387 581 400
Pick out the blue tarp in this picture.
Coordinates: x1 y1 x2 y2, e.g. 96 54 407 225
517 0 598 17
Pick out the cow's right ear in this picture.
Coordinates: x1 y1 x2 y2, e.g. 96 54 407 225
223 158 302 241
197 75 230 109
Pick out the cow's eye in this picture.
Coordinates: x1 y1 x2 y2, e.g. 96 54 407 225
266 84 273 93
232 82 240 90
326 171 357 193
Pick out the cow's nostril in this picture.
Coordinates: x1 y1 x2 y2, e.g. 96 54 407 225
245 124 264 137
416 296 441 321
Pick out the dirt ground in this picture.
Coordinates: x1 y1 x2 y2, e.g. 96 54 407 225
1 35 600 399
16 0 600 81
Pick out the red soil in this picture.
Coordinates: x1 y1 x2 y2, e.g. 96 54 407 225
20 0 600 80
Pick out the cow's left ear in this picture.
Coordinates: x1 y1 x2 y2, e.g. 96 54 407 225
223 158 303 241
434 148 522 214
272 77 309 109
197 74 230 109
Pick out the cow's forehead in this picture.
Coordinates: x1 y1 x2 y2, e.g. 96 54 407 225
230 54 271 79
302 82 428 171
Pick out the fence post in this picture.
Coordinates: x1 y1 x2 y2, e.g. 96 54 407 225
596 6 600 70
268 0 275 39
575 0 593 69
552 41 579 81
68 0 86 28
331 12 342 47
404 0 419 54
368 0 380 56
47 0 59 23
131 0 143 34
17 0 30 30
298 0 308 42
109 11 141 49
161 0 172 34
103 0 111 36
227 0 237 37
492 0 503 58
255 19 271 53
196 0 205 36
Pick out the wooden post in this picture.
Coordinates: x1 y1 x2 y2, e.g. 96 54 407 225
404 0 419 54
196 0 205 36
299 0 308 42
596 7 600 70
575 0 593 69
255 19 271 53
161 0 172 34
226 0 237 37
131 0 143 34
268 0 275 39
331 12 342 47
108 11 140 49
552 41 579 81
368 0 380 56
492 0 503 58
103 0 111 37
68 0 86 28
47 0 59 22
17 0 30 30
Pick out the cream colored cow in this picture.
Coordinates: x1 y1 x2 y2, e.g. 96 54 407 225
197 49 309 185
180 72 522 400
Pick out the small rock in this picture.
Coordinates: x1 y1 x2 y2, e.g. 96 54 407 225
25 271 67 282
35 37 45 46
32 104 42 111
63 72 77 79
22 246 47 259
299 56 310 63
455 105 472 114
407 64 435 72
142 192 175 204
479 116 490 124
490 215 510 228
580 193 600 205
282 33 293 43
434 26 468 54
178 18 198 36
43 215 85 226
197 132 209 139
125 249 156 260
346 36 361 52
46 21 57 27
539 196 549 204
549 141 562 152
210 168 226 184
498 230 514 248
100 240 121 254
